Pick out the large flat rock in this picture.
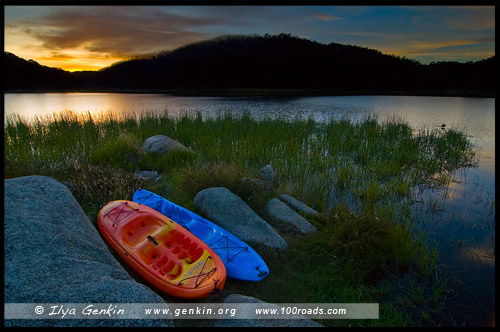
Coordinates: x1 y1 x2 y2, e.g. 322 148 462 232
4 176 173 327
193 187 287 249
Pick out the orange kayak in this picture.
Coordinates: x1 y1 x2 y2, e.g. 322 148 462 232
98 200 226 299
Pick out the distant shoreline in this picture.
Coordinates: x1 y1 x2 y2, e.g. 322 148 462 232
4 88 495 98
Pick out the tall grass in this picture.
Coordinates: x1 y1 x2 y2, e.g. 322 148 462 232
4 110 479 326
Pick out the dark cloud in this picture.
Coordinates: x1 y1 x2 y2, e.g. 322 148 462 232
15 6 239 57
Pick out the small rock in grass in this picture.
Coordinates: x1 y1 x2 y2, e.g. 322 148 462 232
141 135 190 154
258 164 280 187
279 194 320 216
134 170 161 181
265 198 317 234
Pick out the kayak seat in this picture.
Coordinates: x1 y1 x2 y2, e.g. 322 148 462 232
120 215 165 247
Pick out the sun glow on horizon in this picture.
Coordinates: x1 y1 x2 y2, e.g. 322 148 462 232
5 49 126 72
38 55 125 72
5 29 124 72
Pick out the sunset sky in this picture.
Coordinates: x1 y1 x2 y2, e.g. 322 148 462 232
4 5 495 72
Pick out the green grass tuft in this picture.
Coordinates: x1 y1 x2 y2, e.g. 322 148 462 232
139 149 197 174
89 132 143 172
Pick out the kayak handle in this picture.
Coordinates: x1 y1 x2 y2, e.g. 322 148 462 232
256 267 268 277
147 235 159 246
209 279 222 295
209 288 222 295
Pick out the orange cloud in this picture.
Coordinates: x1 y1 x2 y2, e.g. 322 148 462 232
391 38 496 61
315 14 342 22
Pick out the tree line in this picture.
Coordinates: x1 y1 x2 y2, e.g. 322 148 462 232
4 33 495 95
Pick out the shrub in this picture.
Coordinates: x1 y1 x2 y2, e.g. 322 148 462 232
89 132 142 172
175 162 274 210
319 203 432 278
138 149 196 174
66 164 150 224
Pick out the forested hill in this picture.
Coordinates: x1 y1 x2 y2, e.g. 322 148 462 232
4 34 496 95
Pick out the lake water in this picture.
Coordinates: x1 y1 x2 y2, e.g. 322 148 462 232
4 93 495 326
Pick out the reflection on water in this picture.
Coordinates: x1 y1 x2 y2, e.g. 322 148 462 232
4 93 495 325
462 247 495 267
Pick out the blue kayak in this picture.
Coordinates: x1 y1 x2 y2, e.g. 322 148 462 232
132 189 269 281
